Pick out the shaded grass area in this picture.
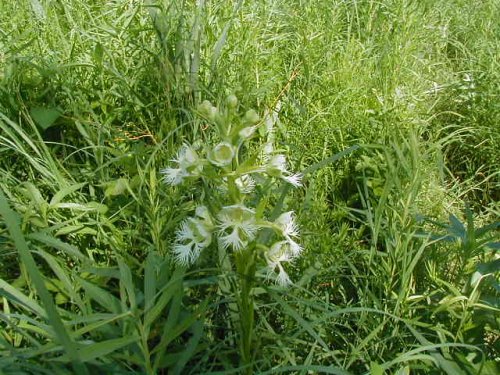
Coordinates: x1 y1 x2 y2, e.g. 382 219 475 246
0 0 498 373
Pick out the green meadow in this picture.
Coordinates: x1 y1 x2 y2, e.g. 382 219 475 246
0 0 498 373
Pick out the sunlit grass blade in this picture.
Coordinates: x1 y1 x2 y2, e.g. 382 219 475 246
0 191 87 374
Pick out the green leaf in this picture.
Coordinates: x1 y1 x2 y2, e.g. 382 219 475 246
302 145 360 176
118 258 136 310
49 183 87 206
0 279 46 318
152 298 209 369
144 251 158 311
448 214 465 239
261 365 352 374
144 268 184 329
370 362 385 375
171 320 203 374
70 312 132 338
34 250 85 310
56 336 138 362
55 225 97 237
77 278 122 314
104 178 130 197
395 366 410 375
30 107 61 130
0 191 87 374
28 232 88 262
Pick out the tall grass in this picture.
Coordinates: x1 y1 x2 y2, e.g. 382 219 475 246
1 0 498 373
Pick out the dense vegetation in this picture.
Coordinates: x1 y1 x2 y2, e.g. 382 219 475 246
0 0 498 373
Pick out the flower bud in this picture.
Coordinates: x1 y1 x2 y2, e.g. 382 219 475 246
238 126 257 140
244 109 260 124
198 100 213 117
226 94 238 109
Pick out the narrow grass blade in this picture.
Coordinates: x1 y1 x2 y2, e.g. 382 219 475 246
152 298 209 370
171 320 203 374
118 258 136 310
0 279 46 318
302 145 360 176
210 0 244 72
27 232 88 262
76 277 122 314
56 336 138 363
0 191 88 374
261 365 352 374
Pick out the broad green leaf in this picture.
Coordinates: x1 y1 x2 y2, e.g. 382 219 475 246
448 214 465 238
77 336 138 362
85 201 108 214
104 178 130 197
51 202 101 211
30 107 60 130
370 362 385 375
71 312 132 338
20 182 46 207
55 225 97 237
49 183 87 206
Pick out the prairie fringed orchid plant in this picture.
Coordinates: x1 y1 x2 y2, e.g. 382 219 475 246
161 95 302 371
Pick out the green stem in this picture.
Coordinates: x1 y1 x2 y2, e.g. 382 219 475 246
235 249 256 374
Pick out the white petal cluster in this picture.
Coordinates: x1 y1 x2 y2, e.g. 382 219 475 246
275 211 302 256
265 154 302 187
265 211 302 286
235 175 255 194
172 206 214 265
266 241 294 286
161 144 203 186
217 204 258 251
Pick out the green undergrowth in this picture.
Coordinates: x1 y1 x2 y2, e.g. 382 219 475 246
0 0 498 373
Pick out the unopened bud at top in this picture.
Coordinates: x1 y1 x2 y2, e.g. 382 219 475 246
198 100 218 121
244 109 260 124
226 94 238 109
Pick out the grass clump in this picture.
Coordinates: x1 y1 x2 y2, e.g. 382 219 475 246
0 0 498 373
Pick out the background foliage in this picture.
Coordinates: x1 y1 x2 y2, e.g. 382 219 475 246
0 0 498 373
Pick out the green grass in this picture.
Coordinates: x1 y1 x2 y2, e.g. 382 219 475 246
1 0 499 373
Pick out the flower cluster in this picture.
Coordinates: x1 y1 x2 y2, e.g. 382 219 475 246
161 97 303 285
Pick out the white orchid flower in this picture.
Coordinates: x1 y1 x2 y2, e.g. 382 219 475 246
265 154 302 187
217 204 259 251
173 217 213 265
208 142 235 167
161 144 203 186
235 174 256 194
